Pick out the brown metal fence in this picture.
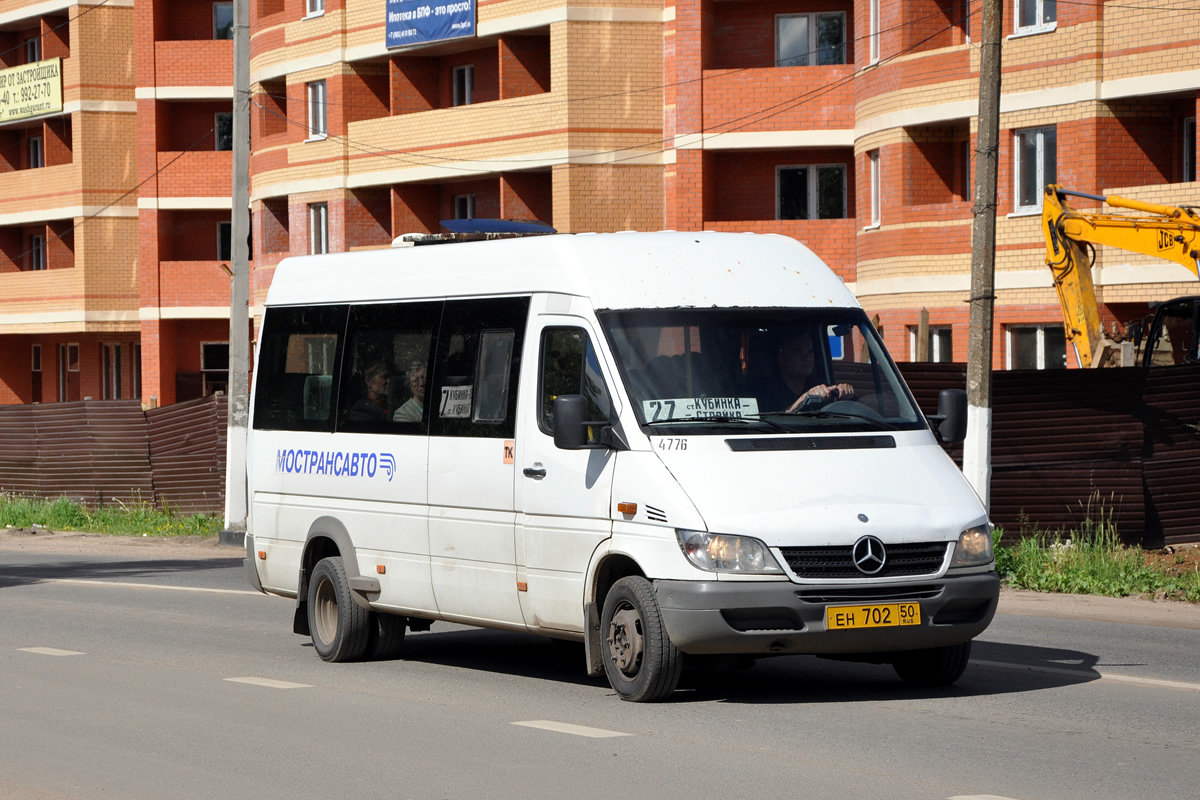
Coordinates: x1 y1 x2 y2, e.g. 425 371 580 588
0 395 226 516
899 363 1200 548
1 368 1197 544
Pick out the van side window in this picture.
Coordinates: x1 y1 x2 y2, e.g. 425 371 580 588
252 304 348 431
430 296 530 438
539 327 613 434
335 301 442 434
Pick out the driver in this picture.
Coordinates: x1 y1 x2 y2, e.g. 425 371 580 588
766 333 855 413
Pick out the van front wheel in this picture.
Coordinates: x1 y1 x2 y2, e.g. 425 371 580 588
308 556 370 662
892 640 972 687
600 576 682 702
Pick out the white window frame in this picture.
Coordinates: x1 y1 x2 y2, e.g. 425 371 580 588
454 193 475 220
213 2 233 39
452 64 474 107
909 326 953 362
776 163 848 221
29 135 43 168
1005 324 1066 370
1185 117 1195 183
25 36 40 63
1013 125 1055 215
1013 0 1056 36
309 203 328 254
868 150 881 228
963 0 972 42
30 234 45 271
304 0 325 19
775 12 846 67
869 0 880 63
306 80 327 140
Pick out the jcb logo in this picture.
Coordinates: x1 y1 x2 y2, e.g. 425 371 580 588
1158 229 1175 251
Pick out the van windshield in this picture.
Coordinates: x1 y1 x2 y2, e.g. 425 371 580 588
597 307 926 435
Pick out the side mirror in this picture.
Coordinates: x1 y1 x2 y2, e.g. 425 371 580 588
552 395 589 450
935 388 967 443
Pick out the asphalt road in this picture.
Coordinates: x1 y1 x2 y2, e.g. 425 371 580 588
1 538 1197 800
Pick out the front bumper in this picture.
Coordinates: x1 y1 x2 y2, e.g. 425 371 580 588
655 573 999 655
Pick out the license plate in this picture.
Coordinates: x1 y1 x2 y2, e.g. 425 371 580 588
826 602 921 630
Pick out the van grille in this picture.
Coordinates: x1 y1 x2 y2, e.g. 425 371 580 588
779 542 949 579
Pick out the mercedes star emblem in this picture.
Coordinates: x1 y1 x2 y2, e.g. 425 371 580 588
852 535 886 575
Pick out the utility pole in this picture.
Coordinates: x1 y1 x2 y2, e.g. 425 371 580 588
963 0 1002 509
224 0 251 532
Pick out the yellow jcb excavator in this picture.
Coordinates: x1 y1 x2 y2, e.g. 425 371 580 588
1042 184 1200 367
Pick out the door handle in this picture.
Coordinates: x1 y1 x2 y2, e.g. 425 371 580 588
523 467 547 479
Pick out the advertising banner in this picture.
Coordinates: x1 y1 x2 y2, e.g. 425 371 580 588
0 58 63 122
385 0 475 48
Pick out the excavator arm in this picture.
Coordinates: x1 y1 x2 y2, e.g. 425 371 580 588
1042 185 1200 367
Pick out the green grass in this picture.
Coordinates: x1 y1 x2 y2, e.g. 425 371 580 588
0 494 223 538
993 513 1200 603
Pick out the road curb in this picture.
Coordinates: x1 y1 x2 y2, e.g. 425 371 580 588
218 529 246 548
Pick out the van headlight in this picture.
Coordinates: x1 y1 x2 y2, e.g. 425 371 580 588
951 524 994 568
676 530 783 574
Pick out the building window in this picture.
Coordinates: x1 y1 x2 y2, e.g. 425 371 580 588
59 343 79 402
868 150 880 227
217 221 232 261
102 343 122 400
32 343 42 372
132 342 142 399
869 0 880 63
1014 126 1056 213
29 136 43 169
29 234 45 271
778 164 847 220
25 37 40 63
776 13 846 66
31 343 42 401
306 80 327 139
306 0 324 17
201 342 230 396
452 65 474 107
213 3 233 39
1185 117 1195 183
215 112 233 151
309 202 328 254
910 326 954 362
1016 0 1056 33
962 139 972 200
1007 324 1066 369
454 194 475 220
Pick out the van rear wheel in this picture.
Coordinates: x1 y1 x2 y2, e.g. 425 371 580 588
892 641 972 687
600 576 682 702
308 556 370 662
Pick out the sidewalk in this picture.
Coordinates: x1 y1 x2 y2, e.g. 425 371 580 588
999 587 1200 631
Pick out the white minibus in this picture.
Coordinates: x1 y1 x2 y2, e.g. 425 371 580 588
244 230 998 702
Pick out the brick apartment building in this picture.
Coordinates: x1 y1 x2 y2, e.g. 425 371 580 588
0 0 1196 406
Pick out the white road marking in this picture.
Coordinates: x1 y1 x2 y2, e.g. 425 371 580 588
18 647 85 656
225 677 312 689
512 720 632 738
973 659 1200 692
43 578 259 596
949 795 1024 799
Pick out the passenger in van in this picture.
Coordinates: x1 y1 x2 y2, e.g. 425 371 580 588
759 333 855 413
347 361 392 422
392 362 428 423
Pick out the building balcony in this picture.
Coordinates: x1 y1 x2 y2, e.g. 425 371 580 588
701 67 855 136
151 151 233 200
152 40 233 90
151 260 233 310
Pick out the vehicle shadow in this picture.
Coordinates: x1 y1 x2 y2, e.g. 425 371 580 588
0 556 244 589
367 626 1102 702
